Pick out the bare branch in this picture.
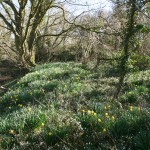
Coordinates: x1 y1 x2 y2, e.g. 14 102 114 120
0 24 11 31
0 12 16 34
0 41 17 53
3 0 19 19
37 25 74 39
1 2 16 25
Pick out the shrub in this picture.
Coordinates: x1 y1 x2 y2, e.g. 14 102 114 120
131 53 150 71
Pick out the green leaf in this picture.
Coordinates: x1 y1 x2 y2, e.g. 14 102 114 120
141 26 150 33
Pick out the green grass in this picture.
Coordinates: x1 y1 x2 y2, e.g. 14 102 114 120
0 62 150 149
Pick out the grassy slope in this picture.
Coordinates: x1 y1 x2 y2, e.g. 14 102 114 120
0 62 150 150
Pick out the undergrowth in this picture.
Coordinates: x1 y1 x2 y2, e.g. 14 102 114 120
0 62 150 149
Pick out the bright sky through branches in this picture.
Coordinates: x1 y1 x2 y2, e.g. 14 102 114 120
65 0 113 15
1 0 112 15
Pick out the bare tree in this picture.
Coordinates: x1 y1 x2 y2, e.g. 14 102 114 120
0 0 72 68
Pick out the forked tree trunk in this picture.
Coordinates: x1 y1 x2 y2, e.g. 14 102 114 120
15 35 36 69
0 1 54 69
18 49 36 69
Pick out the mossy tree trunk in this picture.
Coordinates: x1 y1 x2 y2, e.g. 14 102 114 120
114 0 149 99
0 0 54 69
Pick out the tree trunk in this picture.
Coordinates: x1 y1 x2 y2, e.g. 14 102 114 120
15 37 35 69
114 0 137 99
18 48 36 69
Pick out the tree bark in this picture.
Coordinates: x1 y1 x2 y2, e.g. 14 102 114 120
114 0 137 99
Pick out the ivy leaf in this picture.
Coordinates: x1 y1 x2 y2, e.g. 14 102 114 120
136 24 144 30
141 26 150 33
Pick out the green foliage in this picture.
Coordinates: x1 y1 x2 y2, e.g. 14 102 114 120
134 131 150 150
141 25 150 33
0 62 150 149
121 85 149 104
130 53 150 71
